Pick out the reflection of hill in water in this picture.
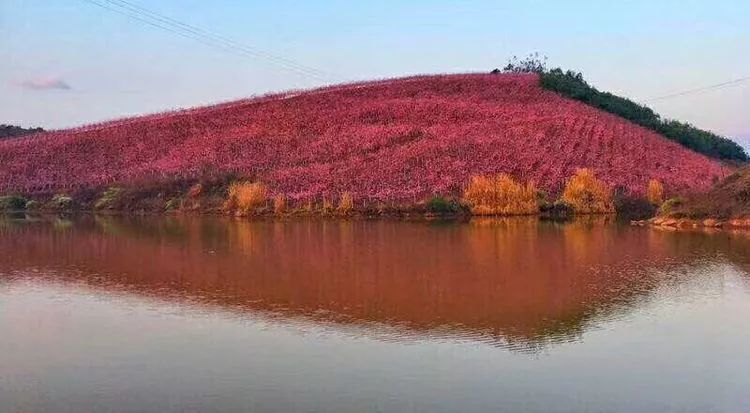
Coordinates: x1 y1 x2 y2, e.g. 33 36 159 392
2 216 748 351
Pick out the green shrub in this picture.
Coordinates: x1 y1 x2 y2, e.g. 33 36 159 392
164 197 182 211
426 196 459 214
659 197 685 216
536 189 550 205
0 195 28 210
540 200 573 219
95 187 124 210
614 195 657 220
48 194 74 211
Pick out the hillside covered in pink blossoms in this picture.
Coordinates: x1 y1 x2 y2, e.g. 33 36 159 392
0 73 729 202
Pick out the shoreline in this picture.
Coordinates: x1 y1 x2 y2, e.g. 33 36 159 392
0 207 624 225
631 216 750 230
0 208 571 222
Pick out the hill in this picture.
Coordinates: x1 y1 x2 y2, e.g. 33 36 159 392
0 73 732 205
0 124 44 140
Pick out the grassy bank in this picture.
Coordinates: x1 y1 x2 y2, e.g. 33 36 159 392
1 169 661 220
655 166 750 220
628 166 750 230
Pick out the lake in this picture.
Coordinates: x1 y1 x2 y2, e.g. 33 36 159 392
1 215 749 412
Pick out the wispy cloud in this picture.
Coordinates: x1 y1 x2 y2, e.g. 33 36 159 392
17 76 72 91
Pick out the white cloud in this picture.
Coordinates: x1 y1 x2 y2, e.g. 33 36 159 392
18 76 71 90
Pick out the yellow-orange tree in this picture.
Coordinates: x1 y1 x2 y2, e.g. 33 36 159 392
273 194 286 214
224 181 268 214
338 192 354 213
647 179 664 206
561 169 615 214
463 174 538 215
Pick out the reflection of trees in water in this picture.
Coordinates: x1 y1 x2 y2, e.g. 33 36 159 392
1 215 747 351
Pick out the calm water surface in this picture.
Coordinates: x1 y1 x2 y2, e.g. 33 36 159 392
1 215 750 412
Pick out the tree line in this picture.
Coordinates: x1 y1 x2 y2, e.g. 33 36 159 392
0 124 44 139
500 54 748 162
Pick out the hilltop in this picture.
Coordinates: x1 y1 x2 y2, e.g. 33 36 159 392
0 73 733 208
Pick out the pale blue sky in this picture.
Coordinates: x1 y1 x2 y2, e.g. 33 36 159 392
2 0 748 147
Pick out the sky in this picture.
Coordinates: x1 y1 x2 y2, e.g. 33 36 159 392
2 0 749 148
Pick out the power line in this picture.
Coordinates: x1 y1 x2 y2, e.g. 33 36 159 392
645 75 750 102
102 0 329 78
82 0 327 79
80 0 330 80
